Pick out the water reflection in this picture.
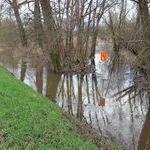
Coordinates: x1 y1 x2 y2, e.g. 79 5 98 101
36 66 43 93
0 50 149 150
77 75 84 121
138 108 150 150
20 60 27 81
46 70 61 101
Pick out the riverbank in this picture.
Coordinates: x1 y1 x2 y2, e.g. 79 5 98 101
0 65 123 150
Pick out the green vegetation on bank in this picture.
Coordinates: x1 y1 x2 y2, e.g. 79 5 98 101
0 66 123 150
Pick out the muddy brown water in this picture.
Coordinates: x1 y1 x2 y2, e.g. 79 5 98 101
0 43 150 150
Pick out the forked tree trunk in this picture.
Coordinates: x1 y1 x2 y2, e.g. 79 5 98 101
40 0 62 71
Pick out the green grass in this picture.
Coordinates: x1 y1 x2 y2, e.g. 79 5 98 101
0 66 123 150
0 66 98 150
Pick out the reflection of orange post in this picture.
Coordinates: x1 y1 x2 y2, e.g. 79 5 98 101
100 51 107 62
99 98 105 107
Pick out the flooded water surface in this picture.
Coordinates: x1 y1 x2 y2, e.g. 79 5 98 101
0 43 149 150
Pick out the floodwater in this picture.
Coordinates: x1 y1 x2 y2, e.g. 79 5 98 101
0 42 150 150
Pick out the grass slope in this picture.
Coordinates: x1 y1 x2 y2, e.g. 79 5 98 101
0 66 123 150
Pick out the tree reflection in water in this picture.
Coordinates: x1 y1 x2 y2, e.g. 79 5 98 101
138 108 150 150
20 59 27 82
46 70 61 102
35 66 43 93
0 51 150 150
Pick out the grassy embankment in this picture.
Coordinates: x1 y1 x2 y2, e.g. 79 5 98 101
0 65 123 150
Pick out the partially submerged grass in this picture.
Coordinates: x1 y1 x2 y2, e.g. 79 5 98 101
0 66 123 150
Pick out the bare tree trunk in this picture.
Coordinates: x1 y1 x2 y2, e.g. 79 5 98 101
108 11 119 53
7 0 28 83
76 0 84 64
90 0 106 65
138 0 150 40
34 0 44 48
65 0 69 50
40 0 62 71
11 0 27 47
84 0 93 58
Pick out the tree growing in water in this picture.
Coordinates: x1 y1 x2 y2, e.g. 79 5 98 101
3 0 114 73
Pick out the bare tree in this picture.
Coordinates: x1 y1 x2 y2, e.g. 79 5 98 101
34 0 44 48
5 0 27 47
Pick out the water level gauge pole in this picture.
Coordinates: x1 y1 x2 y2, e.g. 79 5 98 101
99 51 108 106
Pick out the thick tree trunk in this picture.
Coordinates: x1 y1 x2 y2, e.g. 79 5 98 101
40 0 62 71
11 0 28 81
46 70 61 101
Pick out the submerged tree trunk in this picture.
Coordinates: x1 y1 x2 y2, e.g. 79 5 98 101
36 67 43 93
46 70 61 101
8 0 28 82
77 75 84 121
20 60 27 81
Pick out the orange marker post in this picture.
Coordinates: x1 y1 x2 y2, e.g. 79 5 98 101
100 51 107 62
99 51 107 107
